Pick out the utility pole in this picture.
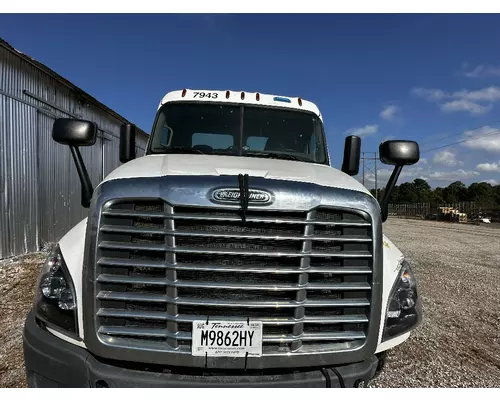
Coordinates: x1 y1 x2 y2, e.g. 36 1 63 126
361 152 378 200
362 153 365 186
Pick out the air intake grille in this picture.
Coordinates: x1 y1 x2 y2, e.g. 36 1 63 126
95 200 373 355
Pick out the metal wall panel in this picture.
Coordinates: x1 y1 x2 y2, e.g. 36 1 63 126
0 44 150 258
103 137 120 179
1 45 58 112
0 96 39 257
38 112 73 244
136 131 148 155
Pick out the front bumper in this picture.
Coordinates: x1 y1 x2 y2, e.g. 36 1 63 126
23 312 380 388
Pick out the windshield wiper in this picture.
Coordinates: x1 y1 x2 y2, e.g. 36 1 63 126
160 146 205 154
244 151 307 162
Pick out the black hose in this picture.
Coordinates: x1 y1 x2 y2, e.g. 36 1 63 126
320 368 331 388
330 368 345 388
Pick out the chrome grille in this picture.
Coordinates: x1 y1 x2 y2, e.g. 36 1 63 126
95 199 373 356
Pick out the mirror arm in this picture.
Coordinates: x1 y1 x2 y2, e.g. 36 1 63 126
379 165 403 223
69 145 94 208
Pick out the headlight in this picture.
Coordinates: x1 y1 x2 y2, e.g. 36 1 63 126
34 245 78 334
382 258 422 341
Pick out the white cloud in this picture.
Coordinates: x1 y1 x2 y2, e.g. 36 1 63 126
453 86 500 102
476 162 500 172
461 125 500 153
411 86 500 116
344 124 378 137
432 150 460 166
380 105 399 121
413 85 500 102
411 88 446 101
464 126 498 137
418 158 428 164
428 169 480 181
464 65 500 78
440 99 492 115
482 179 499 185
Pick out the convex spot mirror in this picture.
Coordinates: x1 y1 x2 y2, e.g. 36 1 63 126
379 140 420 166
52 118 97 147
120 123 136 163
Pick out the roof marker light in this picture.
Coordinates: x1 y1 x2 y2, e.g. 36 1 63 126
256 93 260 101
298 97 303 106
241 92 245 100
226 90 230 99
274 96 291 103
181 89 187 97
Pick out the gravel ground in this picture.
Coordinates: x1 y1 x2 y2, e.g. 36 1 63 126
1 219 499 388
369 219 500 388
0 252 46 388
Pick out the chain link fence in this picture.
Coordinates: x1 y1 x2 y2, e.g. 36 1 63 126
388 202 500 223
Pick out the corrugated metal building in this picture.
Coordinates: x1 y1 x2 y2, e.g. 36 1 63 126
0 38 149 258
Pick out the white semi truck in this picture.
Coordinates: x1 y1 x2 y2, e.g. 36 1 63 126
23 89 422 387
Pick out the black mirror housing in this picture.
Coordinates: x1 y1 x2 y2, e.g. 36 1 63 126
379 140 419 166
378 140 420 223
120 123 136 163
52 118 97 147
52 118 97 208
341 135 361 176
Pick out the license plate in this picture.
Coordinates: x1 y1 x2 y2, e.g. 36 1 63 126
191 320 263 357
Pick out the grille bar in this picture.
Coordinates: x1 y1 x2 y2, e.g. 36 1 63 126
292 210 314 350
97 290 370 307
102 208 371 227
98 257 372 275
261 332 366 343
97 274 371 291
97 309 369 325
98 326 365 342
98 326 190 340
100 224 372 242
164 204 178 349
99 240 372 258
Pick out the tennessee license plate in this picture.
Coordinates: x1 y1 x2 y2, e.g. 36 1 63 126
191 320 263 357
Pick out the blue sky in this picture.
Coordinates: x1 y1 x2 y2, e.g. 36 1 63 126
1 13 500 187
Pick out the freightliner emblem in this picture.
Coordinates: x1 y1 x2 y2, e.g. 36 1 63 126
211 188 272 205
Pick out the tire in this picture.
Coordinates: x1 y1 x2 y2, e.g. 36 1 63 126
373 351 387 379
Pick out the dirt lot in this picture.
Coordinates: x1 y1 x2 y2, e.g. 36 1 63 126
1 219 499 388
0 252 46 388
369 219 500 387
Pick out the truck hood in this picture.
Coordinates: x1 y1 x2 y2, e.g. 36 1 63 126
102 154 371 195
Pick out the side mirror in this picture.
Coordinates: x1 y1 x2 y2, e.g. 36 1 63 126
379 140 419 166
52 118 97 208
120 123 136 163
378 140 420 222
341 135 361 176
52 118 97 146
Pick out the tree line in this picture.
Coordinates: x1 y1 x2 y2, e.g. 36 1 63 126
370 179 500 209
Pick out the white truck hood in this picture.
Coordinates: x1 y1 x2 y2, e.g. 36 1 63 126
102 154 371 195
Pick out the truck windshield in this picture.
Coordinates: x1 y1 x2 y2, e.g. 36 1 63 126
148 103 328 165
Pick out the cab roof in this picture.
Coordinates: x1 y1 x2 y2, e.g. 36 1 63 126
159 89 322 119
